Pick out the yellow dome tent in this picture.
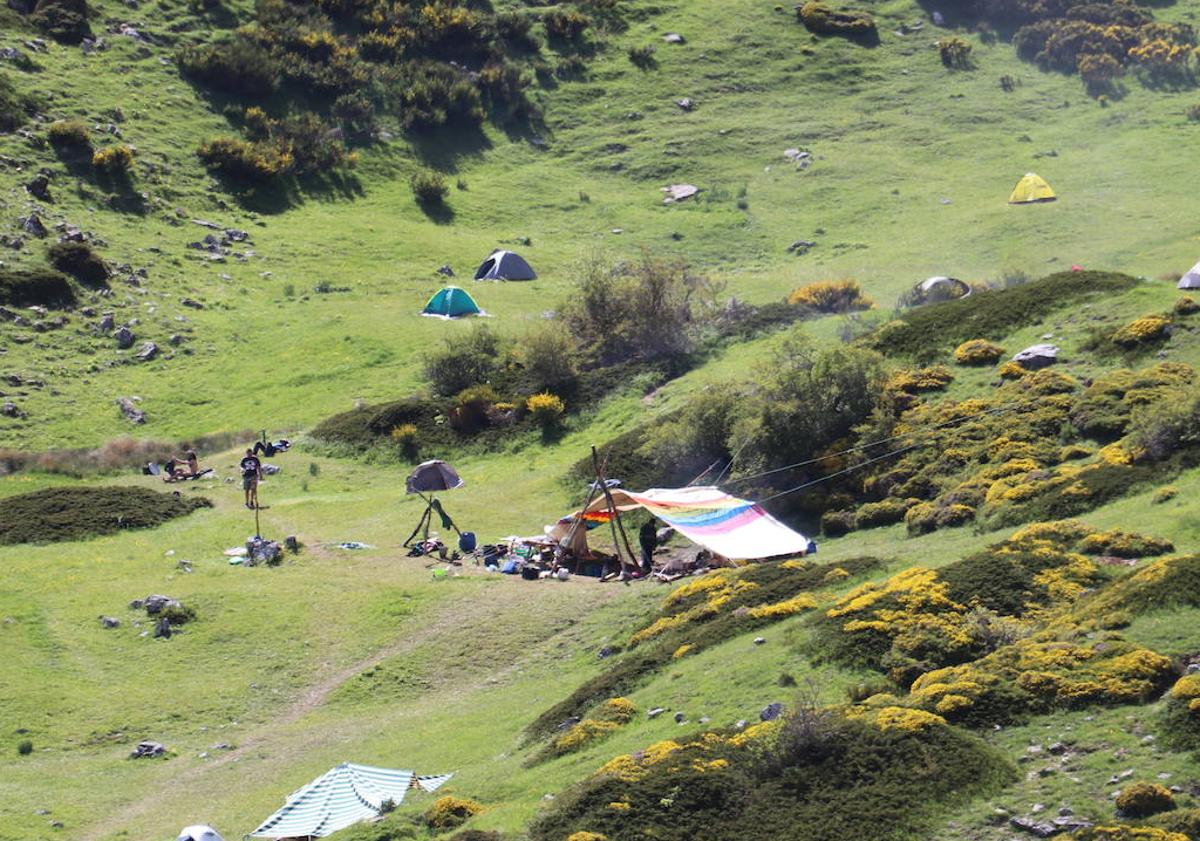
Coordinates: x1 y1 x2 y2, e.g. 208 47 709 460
1008 172 1056 204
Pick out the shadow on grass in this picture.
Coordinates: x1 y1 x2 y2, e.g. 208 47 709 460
408 123 493 172
416 196 455 225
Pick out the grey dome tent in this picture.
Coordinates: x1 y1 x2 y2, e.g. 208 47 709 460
914 276 971 304
1178 260 1200 290
474 250 536 281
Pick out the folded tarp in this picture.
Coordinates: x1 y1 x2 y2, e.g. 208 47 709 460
553 486 810 560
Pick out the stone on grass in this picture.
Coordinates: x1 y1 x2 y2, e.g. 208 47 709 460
116 396 145 424
130 740 165 759
135 341 157 362
760 702 784 721
99 616 120 628
114 326 134 349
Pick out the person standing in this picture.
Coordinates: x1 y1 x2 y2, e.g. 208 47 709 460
639 518 659 574
240 449 263 509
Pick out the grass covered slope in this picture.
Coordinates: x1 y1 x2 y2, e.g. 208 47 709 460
0 485 211 544
2 0 1200 448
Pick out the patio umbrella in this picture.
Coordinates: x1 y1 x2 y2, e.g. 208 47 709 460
406 460 465 494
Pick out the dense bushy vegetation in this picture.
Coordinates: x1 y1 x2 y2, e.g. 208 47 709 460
28 0 90 43
526 557 883 741
864 270 1139 362
47 241 109 288
811 522 1200 725
958 0 1198 95
178 0 612 189
529 705 1013 841
797 2 877 40
0 487 212 544
0 267 76 308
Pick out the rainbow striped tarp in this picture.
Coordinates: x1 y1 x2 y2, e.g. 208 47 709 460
566 486 810 560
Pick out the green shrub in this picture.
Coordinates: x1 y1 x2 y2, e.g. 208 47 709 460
410 169 448 204
92 145 134 174
30 0 89 43
821 509 856 537
521 322 579 391
543 8 590 41
1152 485 1178 504
854 499 910 529
1129 388 1200 460
1116 782 1176 818
939 37 974 69
0 268 76 309
179 38 280 97
0 487 212 545
399 61 486 131
47 118 90 149
628 45 656 70
423 325 502 397
16 739 32 756
1112 314 1171 348
48 241 110 288
797 1 876 38
197 137 294 184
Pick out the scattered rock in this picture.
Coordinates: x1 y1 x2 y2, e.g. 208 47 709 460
597 646 614 659
436 264 455 277
284 535 300 553
25 172 51 201
647 707 667 719
753 636 766 645
180 298 203 309
760 702 784 722
99 616 120 628
674 97 696 111
19 214 47 238
734 719 748 729
1013 344 1059 370
154 616 172 638
135 341 158 362
143 594 177 614
1009 816 1057 837
557 716 581 732
129 740 165 759
1 401 21 418
663 32 685 43
661 183 699 204
674 712 686 723
786 239 816 255
116 396 145 424
114 326 135 349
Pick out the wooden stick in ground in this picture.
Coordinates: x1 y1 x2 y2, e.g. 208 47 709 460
591 446 637 571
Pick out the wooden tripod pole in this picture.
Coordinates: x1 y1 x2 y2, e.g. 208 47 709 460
591 446 637 570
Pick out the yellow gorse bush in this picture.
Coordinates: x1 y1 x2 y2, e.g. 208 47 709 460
953 339 1005 365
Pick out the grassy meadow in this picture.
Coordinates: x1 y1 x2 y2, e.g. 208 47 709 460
3 0 1200 837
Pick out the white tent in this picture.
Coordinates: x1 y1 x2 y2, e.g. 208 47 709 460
1178 261 1200 290
250 763 452 839
177 826 224 841
474 250 536 281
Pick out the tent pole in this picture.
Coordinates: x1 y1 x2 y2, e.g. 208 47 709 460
592 446 637 571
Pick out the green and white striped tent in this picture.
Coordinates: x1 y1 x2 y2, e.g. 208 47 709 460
250 763 453 839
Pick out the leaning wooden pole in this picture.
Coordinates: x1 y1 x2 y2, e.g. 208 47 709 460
592 446 637 571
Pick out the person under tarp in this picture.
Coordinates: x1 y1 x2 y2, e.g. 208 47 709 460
546 485 811 564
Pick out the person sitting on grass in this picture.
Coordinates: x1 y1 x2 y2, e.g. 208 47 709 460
163 450 201 482
240 449 263 509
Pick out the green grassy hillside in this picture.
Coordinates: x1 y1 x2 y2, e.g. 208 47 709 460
3 0 1200 838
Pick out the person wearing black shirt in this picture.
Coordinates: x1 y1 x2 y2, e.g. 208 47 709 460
240 449 263 509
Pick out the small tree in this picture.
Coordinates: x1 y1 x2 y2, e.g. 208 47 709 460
938 37 974 70
410 168 449 204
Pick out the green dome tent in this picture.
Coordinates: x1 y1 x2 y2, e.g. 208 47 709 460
422 286 481 319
